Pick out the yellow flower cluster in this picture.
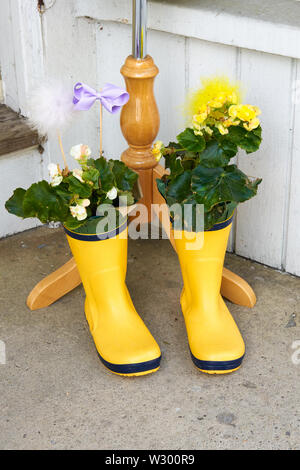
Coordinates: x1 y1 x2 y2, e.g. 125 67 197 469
188 77 261 136
228 104 261 131
152 140 164 162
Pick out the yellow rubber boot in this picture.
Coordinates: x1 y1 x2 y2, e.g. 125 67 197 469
174 216 245 374
65 221 161 376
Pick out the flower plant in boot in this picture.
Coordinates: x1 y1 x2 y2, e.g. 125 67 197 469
5 80 161 376
155 76 263 374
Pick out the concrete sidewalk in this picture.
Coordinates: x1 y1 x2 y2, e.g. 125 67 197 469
0 226 299 450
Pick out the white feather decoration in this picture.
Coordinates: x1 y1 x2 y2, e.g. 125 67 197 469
28 81 75 136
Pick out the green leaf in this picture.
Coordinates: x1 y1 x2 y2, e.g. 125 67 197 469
167 170 192 203
91 157 115 192
223 201 238 220
165 153 184 176
66 175 92 199
179 152 199 171
118 191 135 207
219 139 238 159
199 141 232 168
156 179 167 200
225 126 245 144
22 181 70 223
65 216 98 233
5 188 26 218
55 183 73 204
112 160 138 192
253 126 262 138
167 141 183 150
83 167 100 189
204 201 238 230
204 204 227 230
64 214 88 231
177 128 206 153
97 195 114 206
192 166 223 206
227 125 262 154
192 164 261 210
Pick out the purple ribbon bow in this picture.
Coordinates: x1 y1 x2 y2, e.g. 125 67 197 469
73 82 129 114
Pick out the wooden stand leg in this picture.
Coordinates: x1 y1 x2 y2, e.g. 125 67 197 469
26 258 81 311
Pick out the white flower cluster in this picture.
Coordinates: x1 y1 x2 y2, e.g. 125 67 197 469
70 199 91 222
72 168 84 183
48 144 119 223
48 163 63 187
70 144 91 165
107 187 118 201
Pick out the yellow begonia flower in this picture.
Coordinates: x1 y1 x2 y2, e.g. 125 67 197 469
186 75 261 136
193 127 203 136
223 119 233 129
216 123 229 135
152 141 164 162
229 104 259 122
228 105 238 119
204 126 213 136
209 92 228 109
193 114 213 136
210 110 224 120
193 109 208 125
243 117 260 131
223 118 240 128
187 76 242 120
228 92 238 105
198 104 209 115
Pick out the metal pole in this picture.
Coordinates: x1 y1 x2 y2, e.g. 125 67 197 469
132 0 147 59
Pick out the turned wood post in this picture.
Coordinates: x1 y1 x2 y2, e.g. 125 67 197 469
120 0 160 221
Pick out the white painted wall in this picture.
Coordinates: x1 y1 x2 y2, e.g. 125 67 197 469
0 148 43 237
0 0 300 277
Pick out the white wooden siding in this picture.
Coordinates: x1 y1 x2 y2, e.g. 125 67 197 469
1 0 300 276
0 148 43 237
285 59 300 275
236 50 293 269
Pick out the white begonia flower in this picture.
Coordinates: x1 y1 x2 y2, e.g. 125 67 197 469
48 163 63 187
73 168 84 183
107 187 118 200
70 144 91 164
70 144 83 160
70 204 88 221
48 163 60 177
51 175 63 187
78 199 90 208
81 145 91 158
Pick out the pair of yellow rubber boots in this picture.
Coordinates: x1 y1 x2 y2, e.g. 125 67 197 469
65 216 245 377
